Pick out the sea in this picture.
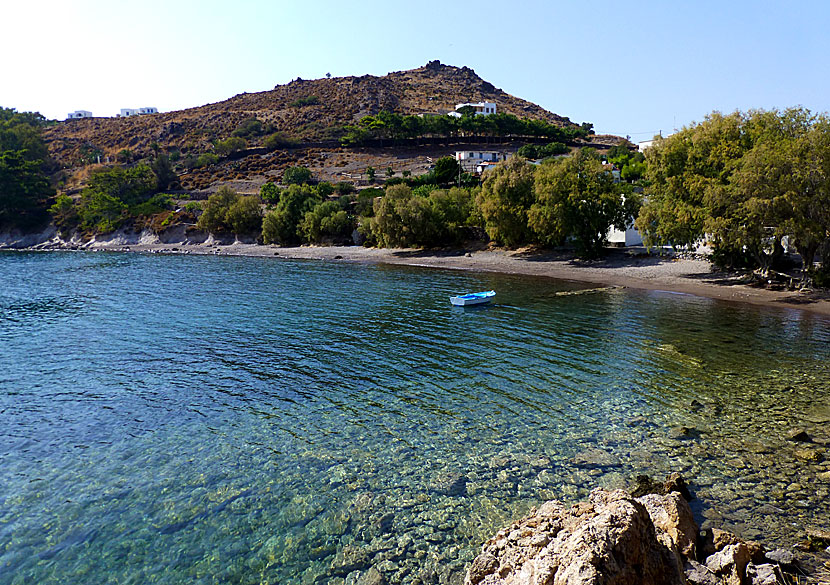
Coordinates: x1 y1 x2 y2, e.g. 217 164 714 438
1 251 829 584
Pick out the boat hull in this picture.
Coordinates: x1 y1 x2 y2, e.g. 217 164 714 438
449 290 496 306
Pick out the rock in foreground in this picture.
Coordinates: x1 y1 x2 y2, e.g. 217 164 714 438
465 488 686 585
465 480 793 585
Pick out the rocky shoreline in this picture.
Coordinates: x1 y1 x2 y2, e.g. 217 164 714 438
463 474 830 585
2 226 829 318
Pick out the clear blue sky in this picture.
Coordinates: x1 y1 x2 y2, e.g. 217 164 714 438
4 0 830 139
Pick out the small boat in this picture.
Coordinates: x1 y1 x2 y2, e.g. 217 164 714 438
450 290 496 306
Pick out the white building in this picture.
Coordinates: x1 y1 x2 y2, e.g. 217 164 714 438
67 110 92 120
120 107 158 117
448 102 497 118
455 150 509 172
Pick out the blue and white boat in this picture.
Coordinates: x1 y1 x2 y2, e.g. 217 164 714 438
449 290 496 306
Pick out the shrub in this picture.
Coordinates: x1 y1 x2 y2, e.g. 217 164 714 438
116 149 133 163
264 132 298 150
131 193 173 216
289 96 320 108
195 153 219 168
283 165 313 185
232 117 263 137
214 137 246 157
336 182 355 195
315 181 335 198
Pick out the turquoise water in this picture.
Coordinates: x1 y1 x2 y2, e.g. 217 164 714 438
1 251 829 585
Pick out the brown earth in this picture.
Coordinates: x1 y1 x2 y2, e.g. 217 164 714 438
43 60 625 194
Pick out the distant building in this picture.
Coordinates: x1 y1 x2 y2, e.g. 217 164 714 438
456 150 509 173
66 110 92 120
448 101 497 118
119 107 158 117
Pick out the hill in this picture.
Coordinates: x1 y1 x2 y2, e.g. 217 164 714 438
45 61 583 164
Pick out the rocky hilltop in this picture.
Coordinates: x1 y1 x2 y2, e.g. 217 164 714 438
44 61 579 166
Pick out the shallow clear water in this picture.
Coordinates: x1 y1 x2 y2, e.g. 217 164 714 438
1 251 829 585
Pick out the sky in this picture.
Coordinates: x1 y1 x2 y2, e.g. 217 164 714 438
4 0 830 140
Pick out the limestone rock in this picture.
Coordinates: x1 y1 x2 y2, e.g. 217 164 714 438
635 492 697 559
464 488 685 585
704 542 750 585
430 472 468 496
684 560 719 585
764 548 795 567
745 563 783 585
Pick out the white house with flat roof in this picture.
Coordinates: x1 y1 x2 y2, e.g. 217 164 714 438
448 102 497 118
67 110 92 120
120 107 158 117
456 150 509 173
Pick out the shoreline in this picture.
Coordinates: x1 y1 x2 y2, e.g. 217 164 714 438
67 242 830 317
6 240 830 317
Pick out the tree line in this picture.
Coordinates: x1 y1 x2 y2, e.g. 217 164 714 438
0 108 54 231
637 107 830 284
340 110 593 146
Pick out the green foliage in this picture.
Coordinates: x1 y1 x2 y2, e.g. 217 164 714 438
433 157 459 185
0 107 53 230
197 186 240 234
336 182 355 195
78 190 127 233
339 110 590 147
117 149 133 163
283 165 313 185
183 201 201 213
299 201 353 242
386 167 395 178
232 117 264 137
477 157 536 247
214 136 246 157
0 149 52 229
49 194 78 236
637 107 830 276
87 164 157 206
355 188 382 217
289 96 320 108
260 182 283 204
368 184 477 248
529 150 640 258
195 153 219 168
517 142 569 160
261 184 320 245
366 166 376 183
226 195 263 235
263 132 298 150
151 153 178 191
130 193 173 217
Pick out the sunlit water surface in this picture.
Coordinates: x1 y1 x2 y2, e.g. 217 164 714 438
1 251 829 584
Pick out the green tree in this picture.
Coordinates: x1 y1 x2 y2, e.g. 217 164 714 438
366 166 376 183
530 150 640 258
226 195 263 235
197 186 240 233
299 201 352 242
477 157 536 247
0 150 53 229
151 153 177 191
283 166 313 185
260 182 283 204
433 156 459 185
261 184 319 244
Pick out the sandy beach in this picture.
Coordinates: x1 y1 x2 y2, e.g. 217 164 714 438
74 241 830 317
